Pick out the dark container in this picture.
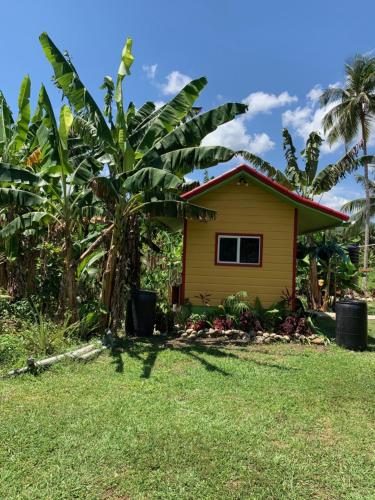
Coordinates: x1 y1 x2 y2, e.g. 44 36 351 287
125 298 134 335
347 244 360 266
130 290 157 337
336 300 367 350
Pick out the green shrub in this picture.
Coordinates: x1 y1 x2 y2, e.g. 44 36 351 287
0 334 26 365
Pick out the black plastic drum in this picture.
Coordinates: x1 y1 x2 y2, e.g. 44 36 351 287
128 290 157 337
336 300 367 350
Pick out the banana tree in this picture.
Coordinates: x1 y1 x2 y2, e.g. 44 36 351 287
39 32 247 328
241 128 361 309
0 76 47 297
0 83 102 321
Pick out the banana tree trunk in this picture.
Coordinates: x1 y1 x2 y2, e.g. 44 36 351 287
307 235 321 310
112 214 140 331
7 258 25 300
100 211 141 331
322 260 331 312
100 203 125 328
309 257 321 310
64 224 78 323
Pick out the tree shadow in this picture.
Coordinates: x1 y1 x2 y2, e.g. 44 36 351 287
110 337 298 378
312 313 336 340
312 312 375 351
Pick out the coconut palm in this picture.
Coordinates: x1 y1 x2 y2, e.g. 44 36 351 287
320 55 375 292
341 175 375 237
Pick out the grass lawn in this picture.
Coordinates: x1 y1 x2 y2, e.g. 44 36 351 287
1 329 375 499
366 301 375 315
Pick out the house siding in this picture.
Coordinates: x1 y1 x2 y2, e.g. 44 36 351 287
183 178 295 307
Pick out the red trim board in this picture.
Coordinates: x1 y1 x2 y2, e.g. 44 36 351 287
181 164 349 222
180 219 187 305
292 208 298 311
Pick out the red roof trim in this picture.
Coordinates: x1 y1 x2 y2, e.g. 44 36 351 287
181 164 349 222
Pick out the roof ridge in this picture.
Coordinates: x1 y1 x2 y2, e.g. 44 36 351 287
181 164 349 222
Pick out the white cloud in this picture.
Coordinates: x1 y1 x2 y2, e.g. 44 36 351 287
161 70 192 95
243 91 298 117
306 84 323 103
281 82 353 154
201 89 297 156
142 64 158 80
282 86 341 154
202 118 275 155
318 186 362 210
248 133 276 154
154 100 166 109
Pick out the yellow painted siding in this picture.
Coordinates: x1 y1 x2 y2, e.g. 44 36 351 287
184 178 295 307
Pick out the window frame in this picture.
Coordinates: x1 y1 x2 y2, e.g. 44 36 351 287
215 233 263 267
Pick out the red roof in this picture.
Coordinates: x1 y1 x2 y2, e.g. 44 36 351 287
181 164 349 222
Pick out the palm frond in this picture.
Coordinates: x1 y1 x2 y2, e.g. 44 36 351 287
311 144 360 195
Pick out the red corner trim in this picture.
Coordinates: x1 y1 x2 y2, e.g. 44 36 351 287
181 164 349 222
180 219 187 305
292 208 298 311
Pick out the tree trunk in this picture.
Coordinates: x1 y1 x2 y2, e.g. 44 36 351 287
360 114 370 295
111 214 141 331
6 258 25 300
100 204 124 328
64 224 78 323
100 211 141 331
307 235 321 310
309 257 321 310
322 260 331 312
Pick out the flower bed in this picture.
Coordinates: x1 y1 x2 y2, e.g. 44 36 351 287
174 327 326 345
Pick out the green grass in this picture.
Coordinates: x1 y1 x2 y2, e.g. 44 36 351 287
366 301 375 315
1 334 375 499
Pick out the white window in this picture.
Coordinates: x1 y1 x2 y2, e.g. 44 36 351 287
216 234 262 266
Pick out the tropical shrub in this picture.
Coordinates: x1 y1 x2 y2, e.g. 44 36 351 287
186 313 209 331
279 316 312 337
212 316 235 332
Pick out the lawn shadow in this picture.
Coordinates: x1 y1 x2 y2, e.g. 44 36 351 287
312 312 375 352
312 313 336 340
110 337 299 378
110 337 240 378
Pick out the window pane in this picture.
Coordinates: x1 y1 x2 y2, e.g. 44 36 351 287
219 237 237 262
240 237 260 264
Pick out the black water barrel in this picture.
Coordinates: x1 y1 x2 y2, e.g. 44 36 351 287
336 300 367 350
125 298 134 335
130 290 157 337
347 244 360 266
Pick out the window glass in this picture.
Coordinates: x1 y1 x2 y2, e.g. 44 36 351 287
240 237 260 264
218 237 237 262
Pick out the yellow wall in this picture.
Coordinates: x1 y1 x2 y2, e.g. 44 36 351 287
184 178 295 307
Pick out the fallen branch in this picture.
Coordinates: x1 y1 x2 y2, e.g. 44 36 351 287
3 343 107 378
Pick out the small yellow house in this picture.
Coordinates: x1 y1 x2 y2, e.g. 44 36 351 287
180 164 348 311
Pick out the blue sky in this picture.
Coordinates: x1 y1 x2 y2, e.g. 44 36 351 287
1 0 375 209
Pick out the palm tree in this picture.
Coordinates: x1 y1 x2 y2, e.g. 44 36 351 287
320 55 375 292
341 175 375 237
242 128 360 309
